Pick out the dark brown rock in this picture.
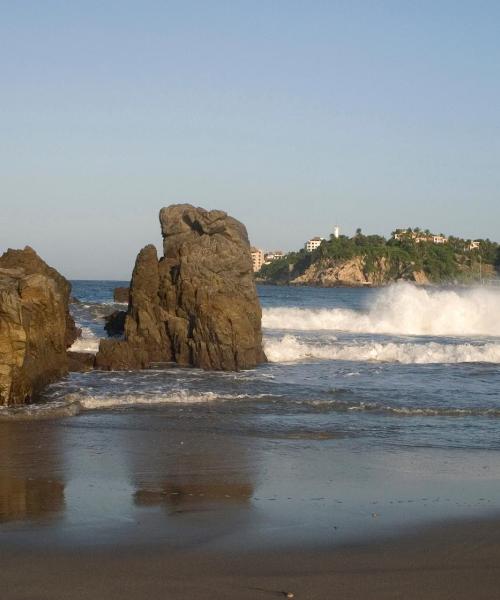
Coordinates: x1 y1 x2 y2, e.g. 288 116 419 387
104 310 126 337
96 204 266 371
113 286 129 303
0 247 79 405
67 351 96 372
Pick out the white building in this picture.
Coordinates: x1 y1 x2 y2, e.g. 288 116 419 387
264 251 285 264
393 229 448 245
305 237 325 252
432 235 448 244
250 247 264 272
333 226 340 239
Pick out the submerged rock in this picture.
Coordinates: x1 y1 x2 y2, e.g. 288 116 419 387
96 204 266 371
0 247 79 405
67 351 96 372
104 310 126 337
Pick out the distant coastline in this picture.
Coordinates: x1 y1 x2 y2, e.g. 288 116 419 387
255 228 500 287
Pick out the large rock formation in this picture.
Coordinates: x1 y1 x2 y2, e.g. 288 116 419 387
96 204 266 371
290 256 429 287
0 247 79 405
113 286 129 303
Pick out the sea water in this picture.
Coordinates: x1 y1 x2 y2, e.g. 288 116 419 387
53 281 500 446
1 282 500 548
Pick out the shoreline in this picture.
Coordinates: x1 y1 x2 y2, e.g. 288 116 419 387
2 515 500 599
256 279 500 288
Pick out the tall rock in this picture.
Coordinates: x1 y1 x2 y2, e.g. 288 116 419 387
0 247 79 405
96 204 266 371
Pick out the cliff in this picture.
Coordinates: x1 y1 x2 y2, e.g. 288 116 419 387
96 204 266 371
0 247 79 405
290 256 429 287
259 231 499 286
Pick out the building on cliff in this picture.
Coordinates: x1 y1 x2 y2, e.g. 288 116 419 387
264 251 284 264
251 247 264 272
305 237 325 252
393 229 448 245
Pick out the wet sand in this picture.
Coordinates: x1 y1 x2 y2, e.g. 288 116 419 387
2 517 500 599
2 413 500 598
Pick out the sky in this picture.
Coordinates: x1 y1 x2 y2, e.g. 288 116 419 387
1 1 499 279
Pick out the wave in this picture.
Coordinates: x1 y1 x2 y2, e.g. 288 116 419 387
66 390 279 411
0 391 281 420
264 335 500 364
305 399 500 417
2 392 499 421
0 401 81 421
262 283 500 337
69 327 100 354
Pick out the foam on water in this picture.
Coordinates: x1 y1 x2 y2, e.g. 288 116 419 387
263 283 500 337
265 335 500 364
0 391 282 420
0 400 81 420
69 327 100 354
68 390 278 410
305 399 500 417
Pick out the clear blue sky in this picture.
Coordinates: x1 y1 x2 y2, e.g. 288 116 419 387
1 1 499 279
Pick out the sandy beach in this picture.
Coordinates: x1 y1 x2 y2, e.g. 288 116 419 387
2 516 500 599
2 284 500 599
2 402 500 599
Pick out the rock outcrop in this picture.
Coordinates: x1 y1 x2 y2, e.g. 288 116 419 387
0 247 79 405
96 204 266 371
291 257 429 287
104 310 126 337
113 286 129 303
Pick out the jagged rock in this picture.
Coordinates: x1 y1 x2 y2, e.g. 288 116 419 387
104 310 126 337
0 247 79 405
113 286 129 303
96 204 266 371
67 351 96 372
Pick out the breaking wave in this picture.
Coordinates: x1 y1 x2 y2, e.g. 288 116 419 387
264 335 500 364
2 391 499 421
305 399 500 417
0 391 281 420
69 327 100 354
262 283 500 337
69 390 271 410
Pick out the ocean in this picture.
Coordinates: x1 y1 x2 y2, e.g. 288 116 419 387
1 281 500 549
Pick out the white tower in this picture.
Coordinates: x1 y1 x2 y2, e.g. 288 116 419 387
333 225 340 239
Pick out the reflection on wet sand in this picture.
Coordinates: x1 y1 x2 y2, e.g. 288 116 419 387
135 482 254 509
0 422 65 523
131 432 256 512
0 477 64 523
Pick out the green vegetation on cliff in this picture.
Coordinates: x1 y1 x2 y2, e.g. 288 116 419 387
258 229 499 285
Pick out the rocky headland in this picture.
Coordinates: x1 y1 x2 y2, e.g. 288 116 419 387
0 247 79 405
96 204 266 371
290 256 429 287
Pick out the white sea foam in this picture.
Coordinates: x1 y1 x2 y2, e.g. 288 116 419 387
67 390 277 410
308 400 500 417
262 283 500 337
0 401 81 421
69 327 100 354
264 335 500 364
